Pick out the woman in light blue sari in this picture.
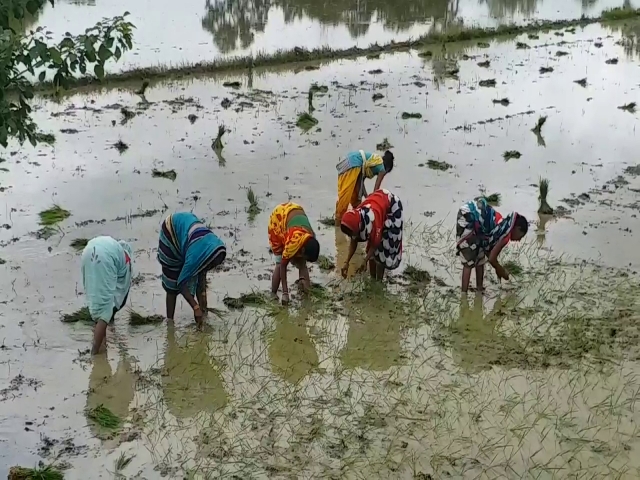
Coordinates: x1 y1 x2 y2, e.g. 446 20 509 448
81 236 133 355
157 212 226 326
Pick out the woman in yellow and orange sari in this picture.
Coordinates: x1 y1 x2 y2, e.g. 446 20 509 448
335 149 394 225
268 202 320 305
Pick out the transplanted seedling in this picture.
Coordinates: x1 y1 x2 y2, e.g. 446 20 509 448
401 112 422 119
479 78 496 87
532 116 547 134
151 169 177 181
309 84 328 95
188 114 198 124
8 464 64 480
402 265 431 284
212 124 227 151
39 205 71 226
538 177 554 214
556 50 569 56
516 42 530 49
129 310 164 326
318 215 335 226
86 404 121 429
605 57 619 64
113 139 129 154
296 112 318 131
134 80 149 96
618 102 637 113
114 452 135 473
503 150 521 161
246 187 261 218
35 132 56 145
70 238 89 251
492 98 510 106
120 107 135 124
539 66 554 74
376 138 393 150
574 78 587 87
61 307 92 323
478 60 490 68
503 260 523 275
317 255 335 271
426 159 452 171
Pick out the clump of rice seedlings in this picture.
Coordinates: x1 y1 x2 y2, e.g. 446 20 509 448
532 115 547 134
483 192 502 206
618 102 637 112
221 97 232 109
477 41 490 48
86 404 121 429
222 81 241 88
594 41 603 48
151 169 177 181
39 205 71 226
0 258 6 265
479 78 496 87
556 50 569 56
296 112 318 131
372 93 384 101
120 107 136 124
574 77 587 87
61 307 92 323
317 255 335 271
538 177 554 214
36 226 57 240
401 112 422 119
113 139 129 154
35 132 56 145
318 215 335 226
528 33 539 39
223 291 269 309
309 84 328 95
8 464 64 480
246 187 261 217
212 124 227 151
307 90 315 113
188 114 198 124
402 265 431 284
605 57 619 64
368 68 383 74
114 452 134 473
70 238 89 251
539 66 554 73
427 159 452 171
492 98 510 106
134 80 149 96
516 42 530 49
376 138 393 150
503 260 523 275
503 150 521 161
418 50 432 57
477 60 490 68
129 310 164 326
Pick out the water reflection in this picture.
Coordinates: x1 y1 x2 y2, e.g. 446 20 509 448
85 353 135 437
268 308 319 383
162 322 227 419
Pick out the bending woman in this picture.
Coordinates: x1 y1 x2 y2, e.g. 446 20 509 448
268 202 320 305
158 212 226 325
456 198 528 293
335 150 394 225
340 189 403 280
81 236 133 355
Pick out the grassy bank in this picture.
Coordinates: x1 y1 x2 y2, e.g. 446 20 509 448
35 7 640 94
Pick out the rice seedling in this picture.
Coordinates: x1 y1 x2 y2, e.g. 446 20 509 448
368 69 383 74
372 93 384 101
492 98 510 106
503 150 521 161
402 265 431 284
538 177 554 214
70 238 89 251
309 84 328 95
479 78 497 87
503 260 524 275
223 291 269 309
477 60 490 67
296 112 318 131
556 50 569 56
246 187 261 219
618 102 636 112
401 112 423 120
61 307 92 323
114 452 134 473
318 215 335 226
35 132 56 144
539 66 554 73
222 81 241 88
8 464 64 480
134 80 149 96
605 57 619 64
129 310 164 326
39 205 71 226
151 169 177 181
376 138 393 151
427 159 452 171
307 90 315 113
212 124 227 151
516 41 530 49
482 192 502 206
574 77 587 87
317 255 335 271
532 116 547 134
188 114 198 124
86 404 121 429
35 226 57 240
528 33 540 39
113 139 129 153
120 107 136 124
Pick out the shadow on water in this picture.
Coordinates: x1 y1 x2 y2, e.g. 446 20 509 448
162 322 228 418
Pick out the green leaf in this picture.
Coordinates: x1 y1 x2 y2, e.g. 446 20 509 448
98 44 112 62
25 0 41 15
106 37 114 49
38 71 46 82
59 37 74 49
48 47 63 65
79 62 86 74
86 49 96 63
94 64 104 79
114 46 121 60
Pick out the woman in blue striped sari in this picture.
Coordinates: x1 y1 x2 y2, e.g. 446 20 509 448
157 212 226 325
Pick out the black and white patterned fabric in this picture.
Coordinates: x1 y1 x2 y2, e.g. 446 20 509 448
357 189 403 270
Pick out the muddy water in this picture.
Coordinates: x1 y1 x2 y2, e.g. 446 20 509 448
3 21 640 478
29 0 639 72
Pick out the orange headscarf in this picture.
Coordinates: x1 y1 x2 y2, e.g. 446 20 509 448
340 209 361 236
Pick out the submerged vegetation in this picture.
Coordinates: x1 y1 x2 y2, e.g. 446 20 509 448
129 310 164 325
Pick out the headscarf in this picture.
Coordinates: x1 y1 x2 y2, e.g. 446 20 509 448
341 209 362 238
283 227 313 260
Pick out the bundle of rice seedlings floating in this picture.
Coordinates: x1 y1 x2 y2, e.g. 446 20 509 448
246 187 261 217
618 102 636 113
402 265 431 284
318 215 335 226
223 291 269 310
503 260 523 275
70 238 89 251
39 205 71 226
86 404 121 429
296 112 318 131
113 139 129 154
531 115 547 134
151 169 177 181
538 177 554 214
61 307 92 323
212 124 227 151
8 464 64 480
483 192 502 206
129 310 164 326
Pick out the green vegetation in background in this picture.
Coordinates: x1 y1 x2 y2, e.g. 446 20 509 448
0 0 134 147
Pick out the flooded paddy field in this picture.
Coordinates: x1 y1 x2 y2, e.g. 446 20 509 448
26 0 640 71
4 17 640 479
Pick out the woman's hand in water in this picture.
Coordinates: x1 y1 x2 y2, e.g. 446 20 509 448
193 305 203 326
356 262 367 274
341 263 349 278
